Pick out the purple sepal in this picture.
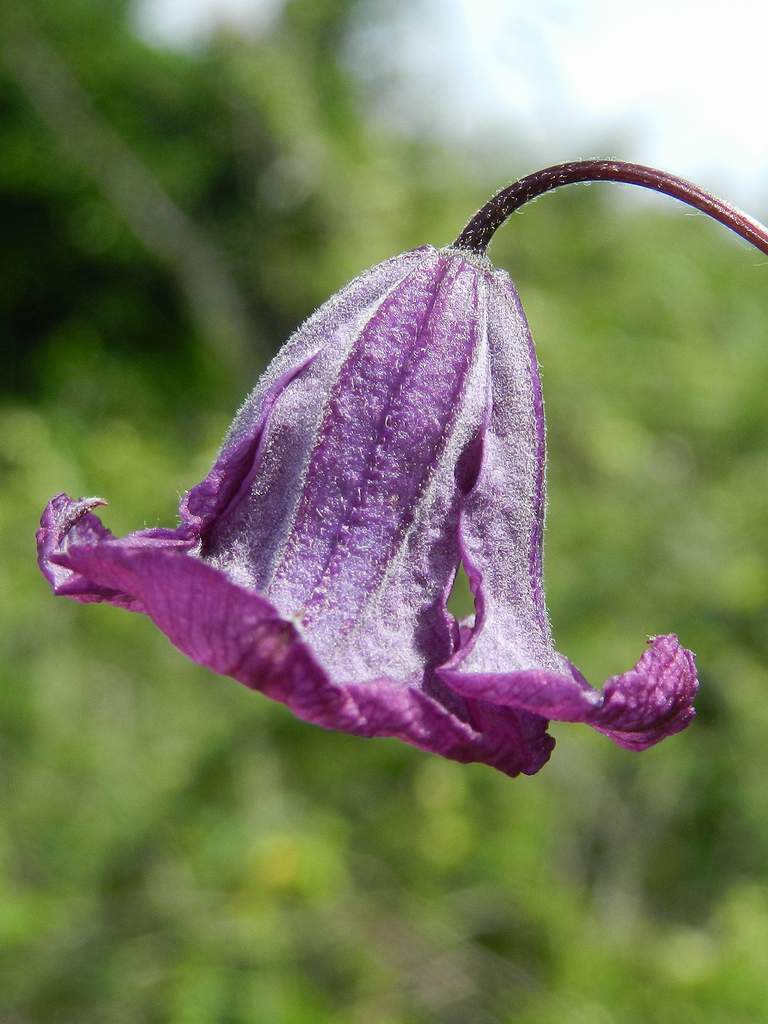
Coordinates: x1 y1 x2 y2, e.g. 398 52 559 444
439 634 697 752
36 245 699 776
39 507 553 777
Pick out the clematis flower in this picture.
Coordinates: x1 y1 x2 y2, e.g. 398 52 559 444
38 161 768 777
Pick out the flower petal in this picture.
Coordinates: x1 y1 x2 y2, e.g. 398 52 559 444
48 533 554 776
438 634 697 751
37 493 193 608
58 537 358 724
180 355 320 537
343 676 554 776
266 253 488 680
197 246 439 592
449 269 566 675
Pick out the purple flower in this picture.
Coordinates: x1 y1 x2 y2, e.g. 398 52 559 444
37 243 697 776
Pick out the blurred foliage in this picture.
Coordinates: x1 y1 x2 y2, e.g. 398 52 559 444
1 1 768 1022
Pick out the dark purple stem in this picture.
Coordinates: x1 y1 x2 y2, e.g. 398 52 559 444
453 160 768 256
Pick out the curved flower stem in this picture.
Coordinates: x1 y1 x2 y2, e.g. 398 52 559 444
453 160 768 257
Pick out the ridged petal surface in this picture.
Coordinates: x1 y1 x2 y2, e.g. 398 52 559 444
37 245 699 775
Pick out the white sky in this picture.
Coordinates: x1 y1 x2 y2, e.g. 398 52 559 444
133 0 768 210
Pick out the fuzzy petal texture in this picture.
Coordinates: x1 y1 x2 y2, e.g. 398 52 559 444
43 509 553 776
37 245 698 776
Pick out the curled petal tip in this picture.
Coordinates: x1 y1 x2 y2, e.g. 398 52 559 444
39 493 108 538
439 633 698 754
594 633 698 750
37 493 113 597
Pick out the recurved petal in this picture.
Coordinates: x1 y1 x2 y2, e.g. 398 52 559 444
37 493 194 607
54 539 359 726
438 634 698 751
46 536 555 776
37 494 118 602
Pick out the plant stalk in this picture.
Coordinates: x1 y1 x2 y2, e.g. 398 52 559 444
454 160 768 256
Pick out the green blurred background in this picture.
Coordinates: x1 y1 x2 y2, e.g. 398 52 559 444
2 2 768 1021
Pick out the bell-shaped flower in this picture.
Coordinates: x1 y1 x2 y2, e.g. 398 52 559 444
37 240 697 776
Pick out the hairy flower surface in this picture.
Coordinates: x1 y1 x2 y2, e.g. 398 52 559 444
38 244 697 776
